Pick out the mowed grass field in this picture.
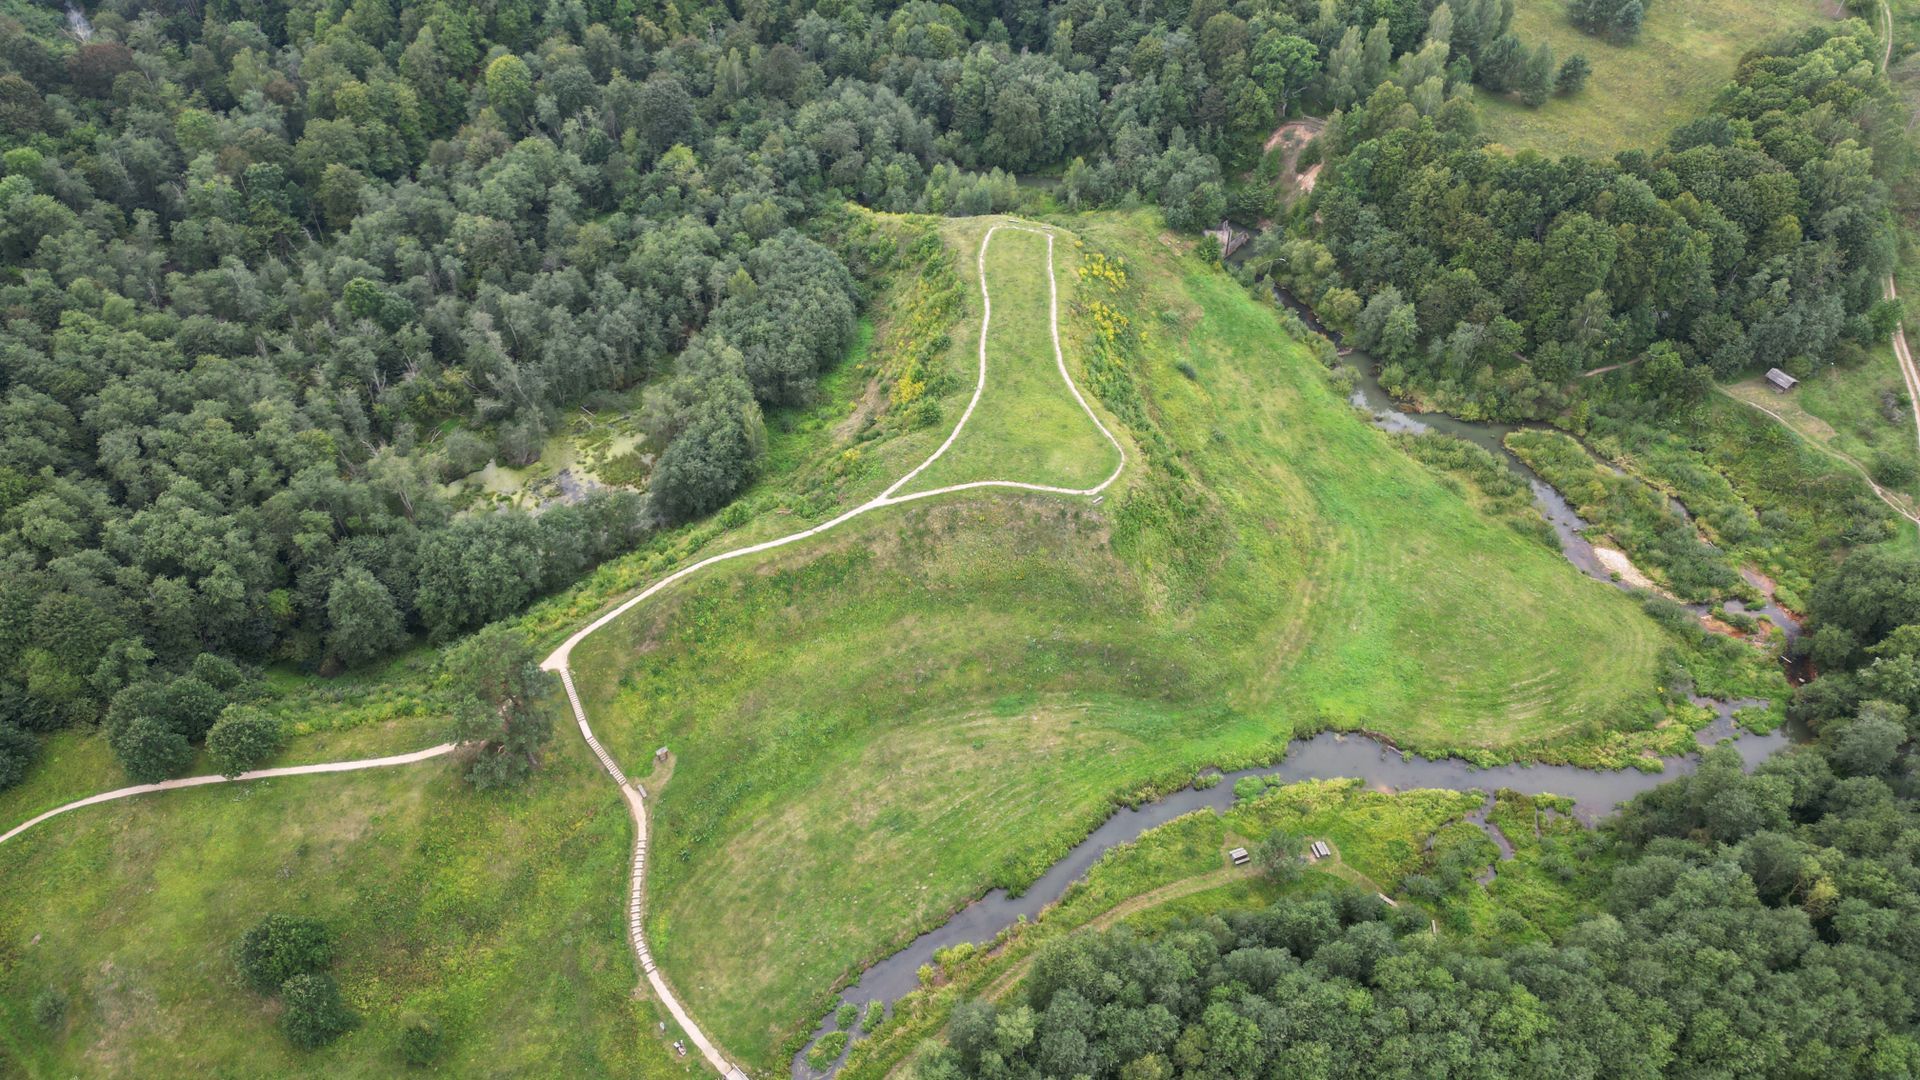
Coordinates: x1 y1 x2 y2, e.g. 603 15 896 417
566 211 1668 1064
1477 0 1834 156
0 211 1673 1076
900 222 1121 493
0 733 697 1078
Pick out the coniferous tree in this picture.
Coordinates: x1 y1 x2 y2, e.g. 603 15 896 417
444 624 555 790
1556 53 1592 94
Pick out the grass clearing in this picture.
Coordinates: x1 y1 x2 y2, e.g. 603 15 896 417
902 221 1123 493
1476 0 1835 156
1699 391 1918 574
0 734 694 1078
5 211 1684 1076
566 211 1673 1065
1726 369 1920 505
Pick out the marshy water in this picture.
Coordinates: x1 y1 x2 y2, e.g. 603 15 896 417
790 287 1804 1077
1277 286 1803 647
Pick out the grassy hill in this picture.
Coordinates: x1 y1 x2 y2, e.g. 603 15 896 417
1477 0 1834 156
2 211 1690 1075
566 212 1673 1063
898 224 1122 493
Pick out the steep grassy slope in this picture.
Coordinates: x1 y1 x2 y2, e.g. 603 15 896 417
901 222 1121 492
566 212 1669 1063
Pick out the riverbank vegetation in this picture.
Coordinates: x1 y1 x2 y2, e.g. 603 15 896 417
1504 429 1749 602
838 779 1504 1080
1391 433 1559 550
921 657 1920 1080
1572 399 1907 612
564 211 1679 1064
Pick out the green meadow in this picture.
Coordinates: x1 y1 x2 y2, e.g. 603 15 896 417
0 735 695 1078
568 212 1670 1063
3 212 1688 1075
901 221 1122 493
1477 0 1834 156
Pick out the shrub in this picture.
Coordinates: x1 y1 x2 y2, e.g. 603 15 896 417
862 1000 884 1032
1556 54 1592 94
836 1002 859 1030
205 706 284 778
1233 775 1268 801
234 914 334 992
807 1031 849 1069
108 715 193 783
31 985 67 1028
399 1014 444 1067
436 429 493 481
280 972 357 1049
1253 831 1304 882
1871 451 1916 490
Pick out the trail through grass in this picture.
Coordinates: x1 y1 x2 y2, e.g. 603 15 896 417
1728 365 1920 505
0 737 692 1078
566 212 1670 1064
2 212 1681 1076
903 222 1122 492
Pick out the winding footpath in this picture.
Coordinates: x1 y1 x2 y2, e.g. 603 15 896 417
0 743 459 847
1881 0 1895 73
0 221 1120 1079
1887 275 1920 467
0 222 1124 1078
542 222 1124 1077
1718 387 1920 529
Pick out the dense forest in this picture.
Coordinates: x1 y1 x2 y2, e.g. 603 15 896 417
0 0 1901 803
922 543 1920 1077
0 0 1603 788
0 0 1341 784
1260 21 1904 424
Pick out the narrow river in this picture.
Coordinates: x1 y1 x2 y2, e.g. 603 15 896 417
1279 286 1803 645
792 285 1804 1077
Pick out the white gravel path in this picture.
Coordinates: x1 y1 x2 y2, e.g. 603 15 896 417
0 221 1123 1080
542 221 1123 1077
0 743 459 847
